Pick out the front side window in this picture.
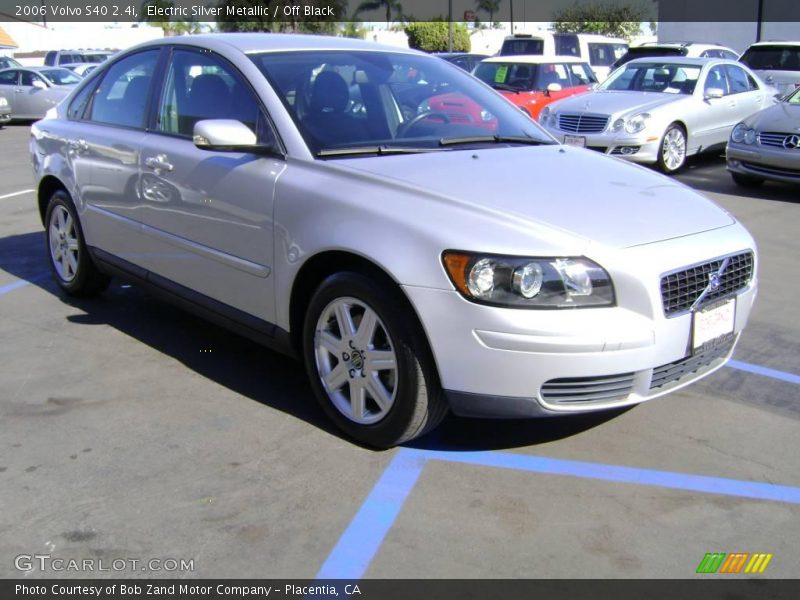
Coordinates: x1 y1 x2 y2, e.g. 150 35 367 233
588 43 627 67
20 71 45 87
156 48 275 146
252 50 553 155
89 50 159 129
533 63 572 89
704 65 729 96
40 68 81 86
602 62 702 95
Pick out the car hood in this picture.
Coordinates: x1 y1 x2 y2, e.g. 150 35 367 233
335 145 734 249
747 100 800 129
550 90 687 116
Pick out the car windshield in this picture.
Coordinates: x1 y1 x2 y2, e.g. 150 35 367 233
250 50 554 155
474 61 596 91
40 68 81 85
601 62 701 94
0 57 21 69
740 45 800 71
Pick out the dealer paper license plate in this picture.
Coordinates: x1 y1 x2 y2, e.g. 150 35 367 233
693 298 735 351
564 135 586 148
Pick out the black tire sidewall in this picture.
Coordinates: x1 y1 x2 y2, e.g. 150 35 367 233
44 191 94 294
302 272 430 448
658 124 686 174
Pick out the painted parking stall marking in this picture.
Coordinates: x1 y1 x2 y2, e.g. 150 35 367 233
0 189 34 200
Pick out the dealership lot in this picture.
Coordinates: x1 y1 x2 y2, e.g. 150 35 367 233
1 122 798 578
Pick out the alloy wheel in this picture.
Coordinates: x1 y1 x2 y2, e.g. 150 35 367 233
48 204 80 282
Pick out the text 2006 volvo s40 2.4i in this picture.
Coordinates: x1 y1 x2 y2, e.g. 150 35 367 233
31 35 758 448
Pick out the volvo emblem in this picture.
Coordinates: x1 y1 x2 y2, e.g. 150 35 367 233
691 257 731 311
784 134 800 149
708 272 721 290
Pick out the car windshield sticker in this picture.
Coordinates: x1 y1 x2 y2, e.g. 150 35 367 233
495 65 508 83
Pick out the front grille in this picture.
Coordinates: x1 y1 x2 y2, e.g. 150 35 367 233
650 337 735 390
758 132 800 149
541 373 635 405
558 113 609 133
660 252 754 316
742 162 800 179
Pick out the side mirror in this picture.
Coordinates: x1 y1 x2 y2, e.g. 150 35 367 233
32 79 47 90
546 82 562 93
193 119 278 154
705 87 724 100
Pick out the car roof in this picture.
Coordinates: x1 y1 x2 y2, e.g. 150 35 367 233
747 41 800 47
482 55 589 64
623 56 729 66
131 33 421 56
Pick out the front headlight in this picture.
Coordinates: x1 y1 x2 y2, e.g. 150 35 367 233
613 113 650 134
0 96 8 107
442 252 615 308
731 123 757 144
539 106 551 126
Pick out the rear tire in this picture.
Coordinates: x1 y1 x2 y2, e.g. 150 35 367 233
731 172 765 188
44 190 110 297
302 271 447 448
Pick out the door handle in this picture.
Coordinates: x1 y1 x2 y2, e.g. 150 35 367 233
145 154 174 172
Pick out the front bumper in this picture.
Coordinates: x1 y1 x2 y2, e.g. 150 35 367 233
544 126 662 164
0 111 11 123
404 227 757 418
727 143 800 184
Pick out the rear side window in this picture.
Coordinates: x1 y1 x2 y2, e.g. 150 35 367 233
554 34 580 57
740 46 800 71
725 65 755 93
500 39 544 56
0 70 17 85
588 43 627 67
67 81 98 120
89 50 159 129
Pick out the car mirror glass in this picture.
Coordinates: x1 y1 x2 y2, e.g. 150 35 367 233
705 87 724 99
546 82 563 93
32 79 47 90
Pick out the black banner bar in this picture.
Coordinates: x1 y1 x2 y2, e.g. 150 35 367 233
3 579 800 600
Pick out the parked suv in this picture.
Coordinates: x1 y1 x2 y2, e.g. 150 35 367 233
500 33 628 81
44 49 113 67
612 42 739 70
31 34 758 447
739 41 800 96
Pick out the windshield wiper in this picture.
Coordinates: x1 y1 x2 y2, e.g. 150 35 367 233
316 145 441 157
439 135 552 147
491 83 522 93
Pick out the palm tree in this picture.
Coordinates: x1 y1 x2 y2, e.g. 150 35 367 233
476 0 501 25
354 0 404 24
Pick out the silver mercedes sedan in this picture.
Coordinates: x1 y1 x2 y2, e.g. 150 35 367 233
727 84 800 186
0 66 81 120
539 57 777 173
31 35 758 447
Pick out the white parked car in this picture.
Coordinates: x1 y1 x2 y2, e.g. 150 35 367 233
739 41 800 97
31 34 758 447
540 56 777 173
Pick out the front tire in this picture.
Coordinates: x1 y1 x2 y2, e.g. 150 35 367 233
657 123 687 174
44 190 110 296
302 272 447 448
731 171 765 188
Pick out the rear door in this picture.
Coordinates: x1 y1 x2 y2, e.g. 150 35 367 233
724 64 770 122
0 69 18 113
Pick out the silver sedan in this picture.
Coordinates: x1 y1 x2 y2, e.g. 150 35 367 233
0 66 81 120
727 84 800 186
30 35 758 447
539 57 777 173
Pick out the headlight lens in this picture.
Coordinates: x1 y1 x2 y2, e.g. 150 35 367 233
539 107 551 126
732 123 757 144
0 96 8 107
613 113 651 134
442 252 615 308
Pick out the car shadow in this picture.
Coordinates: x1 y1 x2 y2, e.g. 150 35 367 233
673 152 800 204
2 231 623 451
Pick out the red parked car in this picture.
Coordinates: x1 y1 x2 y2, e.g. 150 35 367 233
473 56 597 119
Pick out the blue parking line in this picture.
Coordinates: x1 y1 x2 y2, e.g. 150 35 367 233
0 272 49 296
314 448 426 580
318 447 800 578
726 359 800 386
